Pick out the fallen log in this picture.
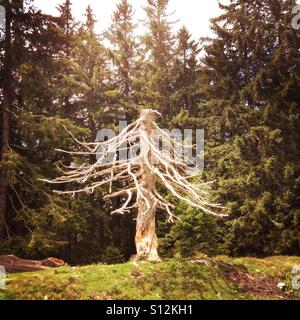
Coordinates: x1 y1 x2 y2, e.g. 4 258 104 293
0 255 64 273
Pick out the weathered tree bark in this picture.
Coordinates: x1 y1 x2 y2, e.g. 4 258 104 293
135 166 160 262
135 110 161 262
0 255 64 273
0 2 13 241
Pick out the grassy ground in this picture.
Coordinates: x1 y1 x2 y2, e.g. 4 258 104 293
0 255 299 300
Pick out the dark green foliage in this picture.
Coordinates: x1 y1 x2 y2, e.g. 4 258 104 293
198 0 300 256
104 0 139 121
137 0 176 118
159 201 225 257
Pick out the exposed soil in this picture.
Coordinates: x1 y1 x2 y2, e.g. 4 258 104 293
227 268 297 300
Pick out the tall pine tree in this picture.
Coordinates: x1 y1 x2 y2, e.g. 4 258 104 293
104 0 139 121
138 0 176 118
200 0 300 256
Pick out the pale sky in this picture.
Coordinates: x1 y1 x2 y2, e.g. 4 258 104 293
33 0 226 39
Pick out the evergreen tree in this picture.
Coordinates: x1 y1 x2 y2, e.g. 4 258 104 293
0 0 89 259
56 0 78 117
63 5 110 129
199 0 300 256
57 0 76 56
104 0 138 121
171 26 201 116
138 0 176 118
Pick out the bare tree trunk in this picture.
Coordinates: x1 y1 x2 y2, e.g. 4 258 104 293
0 2 12 241
135 110 161 262
135 166 160 262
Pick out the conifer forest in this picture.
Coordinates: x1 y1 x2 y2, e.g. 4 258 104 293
0 0 300 301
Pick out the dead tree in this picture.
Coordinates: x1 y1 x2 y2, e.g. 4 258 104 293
42 109 225 262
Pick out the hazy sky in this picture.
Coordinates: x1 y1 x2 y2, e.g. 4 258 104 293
33 0 226 39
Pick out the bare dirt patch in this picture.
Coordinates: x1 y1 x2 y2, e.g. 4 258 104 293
227 268 297 300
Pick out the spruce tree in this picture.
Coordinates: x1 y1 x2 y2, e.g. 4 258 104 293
0 0 89 258
200 0 300 256
56 0 78 117
171 26 201 116
139 0 176 118
104 0 138 121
